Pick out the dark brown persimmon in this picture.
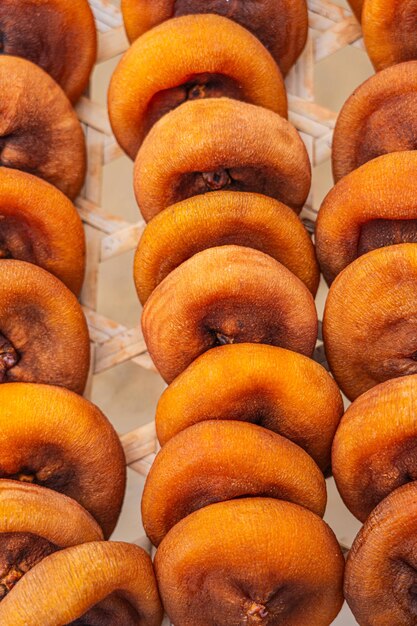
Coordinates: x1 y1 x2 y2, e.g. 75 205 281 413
142 245 318 384
332 61 417 182
323 244 417 400
345 482 417 625
142 420 327 546
134 98 311 219
0 168 85 294
0 0 96 103
0 542 163 626
316 152 417 285
134 191 319 305
347 0 364 20
109 14 287 158
333 375 417 522
0 383 125 538
363 0 417 70
155 498 344 626
0 260 90 394
0 56 86 199
0 480 102 603
156 344 343 473
121 0 308 76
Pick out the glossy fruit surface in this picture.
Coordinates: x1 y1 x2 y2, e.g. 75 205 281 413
142 246 318 383
155 498 344 626
156 343 343 472
134 191 319 304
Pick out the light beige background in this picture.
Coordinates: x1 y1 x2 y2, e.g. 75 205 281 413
91 2 374 622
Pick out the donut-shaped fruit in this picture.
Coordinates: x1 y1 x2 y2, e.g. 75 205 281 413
345 482 417 625
0 542 163 626
121 0 308 76
0 56 86 199
156 343 343 473
134 191 319 304
142 246 318 383
109 14 287 158
0 383 125 538
155 498 344 626
333 375 417 522
134 98 311 219
0 260 90 394
0 169 85 294
0 480 102 602
316 152 417 284
332 61 417 182
323 244 417 400
142 420 327 546
0 0 96 103
363 0 417 71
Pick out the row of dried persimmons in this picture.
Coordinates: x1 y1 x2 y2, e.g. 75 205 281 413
112 0 417 625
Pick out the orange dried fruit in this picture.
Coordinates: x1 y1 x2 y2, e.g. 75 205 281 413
0 56 86 199
0 480 102 603
0 168 85 294
142 420 327 546
156 343 343 473
332 61 417 182
134 98 311 220
363 0 417 70
155 498 344 626
121 0 308 76
323 244 417 400
0 541 163 626
134 191 319 305
109 14 287 158
0 260 90 394
142 245 318 384
0 383 125 538
344 482 417 625
0 0 96 103
333 375 417 522
316 152 417 285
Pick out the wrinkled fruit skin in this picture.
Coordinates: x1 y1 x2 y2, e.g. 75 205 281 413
155 498 344 626
345 483 417 626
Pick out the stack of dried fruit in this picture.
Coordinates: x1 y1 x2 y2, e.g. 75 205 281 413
110 2 348 624
0 2 163 624
315 11 417 625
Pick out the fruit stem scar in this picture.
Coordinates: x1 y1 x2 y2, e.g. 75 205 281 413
247 602 269 620
0 332 19 381
187 84 206 100
215 332 234 346
202 169 231 190
0 566 24 599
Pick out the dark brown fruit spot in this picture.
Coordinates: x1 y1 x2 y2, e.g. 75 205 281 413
410 352 417 362
202 169 231 191
0 33 4 54
357 219 417 257
0 332 18 382
0 248 11 259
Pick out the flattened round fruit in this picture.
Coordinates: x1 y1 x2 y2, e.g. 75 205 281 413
0 480 102 603
0 0 96 103
121 0 307 76
134 98 311 220
134 191 319 305
316 152 417 285
333 375 417 522
156 344 343 473
155 498 344 626
0 260 90 394
109 14 287 158
0 56 86 199
142 246 318 384
363 0 417 71
0 542 163 626
345 483 417 626
0 383 125 538
0 168 85 295
323 244 417 400
142 420 327 547
332 61 417 182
